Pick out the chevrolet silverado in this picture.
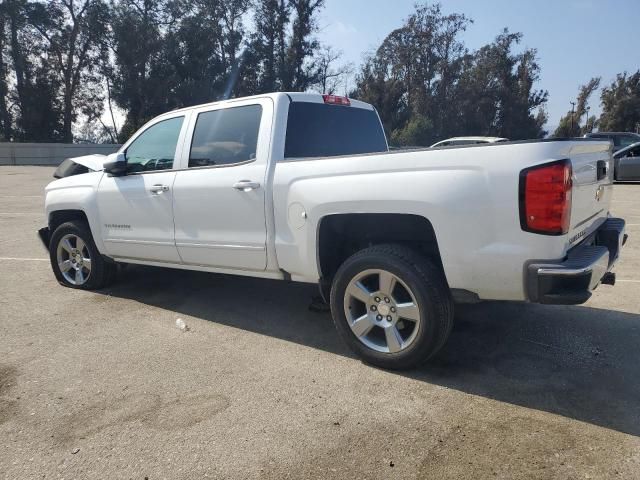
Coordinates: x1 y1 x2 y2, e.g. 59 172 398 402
38 92 627 369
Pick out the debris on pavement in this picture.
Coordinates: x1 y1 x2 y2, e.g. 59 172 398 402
175 318 190 332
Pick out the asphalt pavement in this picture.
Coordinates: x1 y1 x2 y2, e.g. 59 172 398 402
1 166 639 479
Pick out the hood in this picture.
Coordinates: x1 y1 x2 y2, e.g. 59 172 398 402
68 154 108 171
53 154 108 178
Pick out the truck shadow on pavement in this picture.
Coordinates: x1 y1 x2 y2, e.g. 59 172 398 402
102 265 640 437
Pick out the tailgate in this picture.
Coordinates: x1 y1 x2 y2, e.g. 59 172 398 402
568 141 613 246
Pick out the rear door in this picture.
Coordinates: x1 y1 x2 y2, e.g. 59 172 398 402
172 98 273 270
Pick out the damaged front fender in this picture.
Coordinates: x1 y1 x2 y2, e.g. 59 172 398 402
53 154 108 178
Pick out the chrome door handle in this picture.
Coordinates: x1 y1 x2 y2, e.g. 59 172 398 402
150 184 170 194
233 180 261 192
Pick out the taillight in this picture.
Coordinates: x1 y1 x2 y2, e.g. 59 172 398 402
322 94 350 106
519 159 572 235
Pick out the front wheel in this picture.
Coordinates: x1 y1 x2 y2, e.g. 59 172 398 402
330 244 453 370
49 221 116 289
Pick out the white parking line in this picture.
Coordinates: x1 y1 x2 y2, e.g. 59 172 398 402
0 257 48 261
0 212 41 216
617 279 640 283
0 195 43 198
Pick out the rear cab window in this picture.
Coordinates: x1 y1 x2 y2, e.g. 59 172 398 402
284 101 388 159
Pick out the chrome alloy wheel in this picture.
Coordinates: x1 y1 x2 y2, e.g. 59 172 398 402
56 234 92 285
343 269 421 354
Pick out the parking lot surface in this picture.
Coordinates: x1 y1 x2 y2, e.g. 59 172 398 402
1 166 639 479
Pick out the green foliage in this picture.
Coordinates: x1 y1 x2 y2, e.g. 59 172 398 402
0 0 329 143
353 4 548 147
390 114 434 147
1 0 66 141
0 0 636 144
598 71 640 132
553 77 600 137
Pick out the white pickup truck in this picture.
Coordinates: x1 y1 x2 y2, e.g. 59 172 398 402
39 92 627 369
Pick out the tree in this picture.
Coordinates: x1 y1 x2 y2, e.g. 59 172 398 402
553 77 601 137
237 0 325 96
353 3 548 147
2 0 65 141
598 71 640 133
0 3 13 141
353 3 472 145
283 0 324 91
167 0 252 102
313 46 353 94
238 0 290 94
110 0 175 141
31 0 110 142
455 30 548 140
352 56 408 139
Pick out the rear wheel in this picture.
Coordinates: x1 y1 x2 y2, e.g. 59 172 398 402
49 221 116 289
330 244 453 370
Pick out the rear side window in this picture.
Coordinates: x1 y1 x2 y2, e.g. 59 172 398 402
189 105 262 167
284 102 387 159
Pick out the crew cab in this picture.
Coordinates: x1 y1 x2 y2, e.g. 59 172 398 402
38 92 627 370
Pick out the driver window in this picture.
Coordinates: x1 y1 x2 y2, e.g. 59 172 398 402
628 148 639 157
125 116 184 173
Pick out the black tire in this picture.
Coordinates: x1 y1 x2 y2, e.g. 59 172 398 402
49 221 117 290
330 244 453 370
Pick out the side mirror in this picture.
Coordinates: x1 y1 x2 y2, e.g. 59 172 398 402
103 152 127 176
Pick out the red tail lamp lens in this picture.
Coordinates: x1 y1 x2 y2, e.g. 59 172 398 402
520 160 572 235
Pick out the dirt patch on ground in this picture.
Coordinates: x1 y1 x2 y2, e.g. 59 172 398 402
418 411 635 480
0 364 19 425
55 392 230 445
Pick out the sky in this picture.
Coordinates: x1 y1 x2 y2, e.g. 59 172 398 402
316 0 640 130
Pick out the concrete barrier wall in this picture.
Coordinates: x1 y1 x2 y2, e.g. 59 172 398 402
0 143 121 166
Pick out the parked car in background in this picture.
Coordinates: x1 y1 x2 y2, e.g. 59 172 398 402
613 142 640 181
430 136 509 148
585 132 640 150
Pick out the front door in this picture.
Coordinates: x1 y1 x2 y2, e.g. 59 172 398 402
97 114 188 263
172 99 272 270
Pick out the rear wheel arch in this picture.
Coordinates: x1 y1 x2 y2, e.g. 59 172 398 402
316 213 446 296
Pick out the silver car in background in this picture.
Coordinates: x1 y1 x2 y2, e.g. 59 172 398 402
585 132 640 151
613 142 640 181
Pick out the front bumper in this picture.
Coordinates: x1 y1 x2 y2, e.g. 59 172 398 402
526 218 627 305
